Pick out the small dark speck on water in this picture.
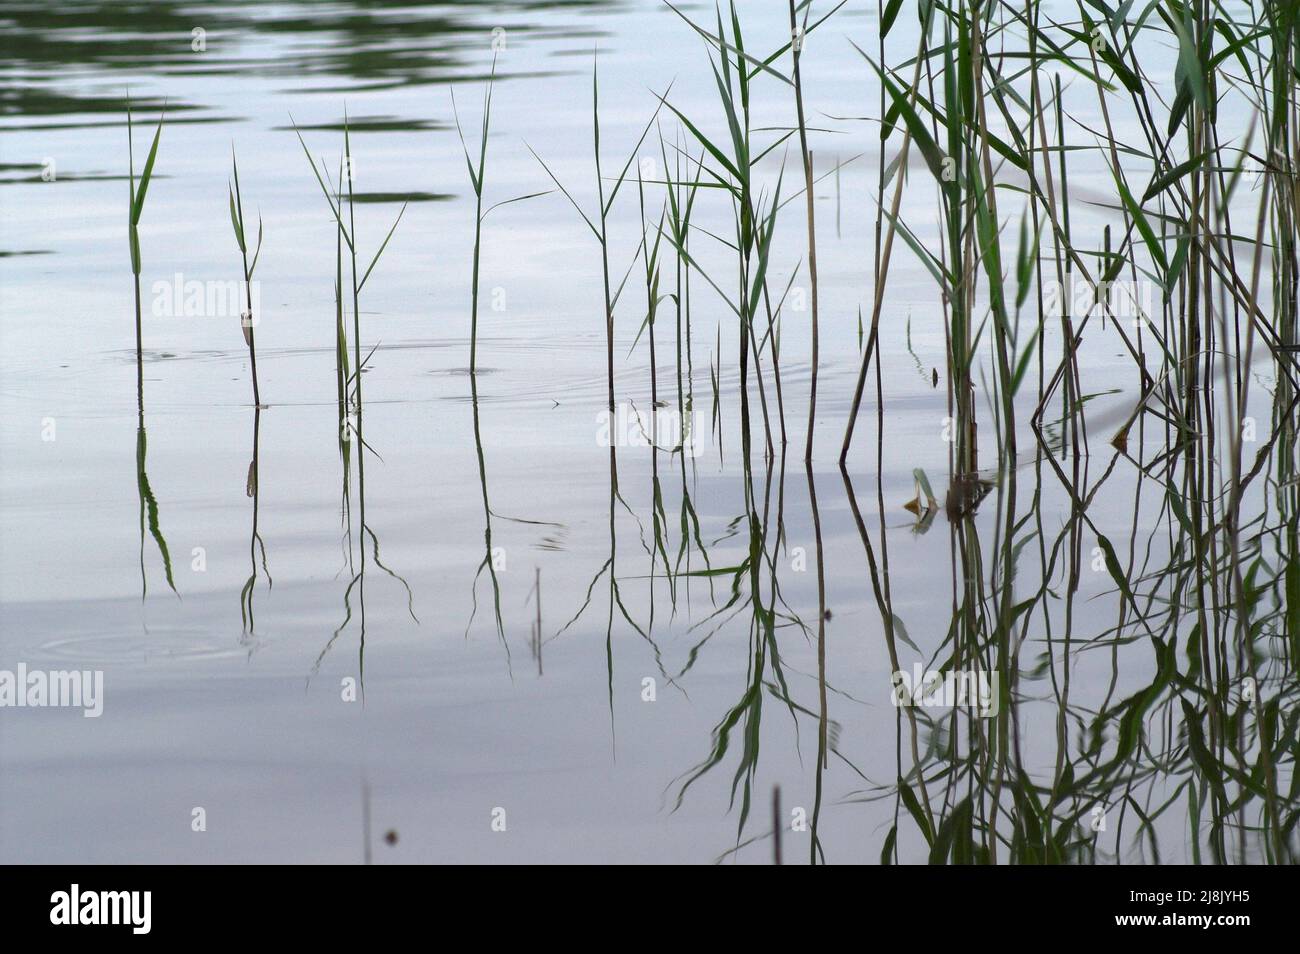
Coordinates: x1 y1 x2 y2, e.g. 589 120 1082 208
384 830 398 846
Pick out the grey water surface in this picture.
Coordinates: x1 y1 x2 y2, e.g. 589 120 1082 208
1 0 1296 863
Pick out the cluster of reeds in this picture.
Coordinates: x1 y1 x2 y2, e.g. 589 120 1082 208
839 0 1297 864
639 0 1297 862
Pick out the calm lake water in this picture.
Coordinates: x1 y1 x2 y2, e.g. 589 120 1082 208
1 0 1296 863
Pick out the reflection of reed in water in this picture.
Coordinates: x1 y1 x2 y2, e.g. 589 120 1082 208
239 407 270 636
